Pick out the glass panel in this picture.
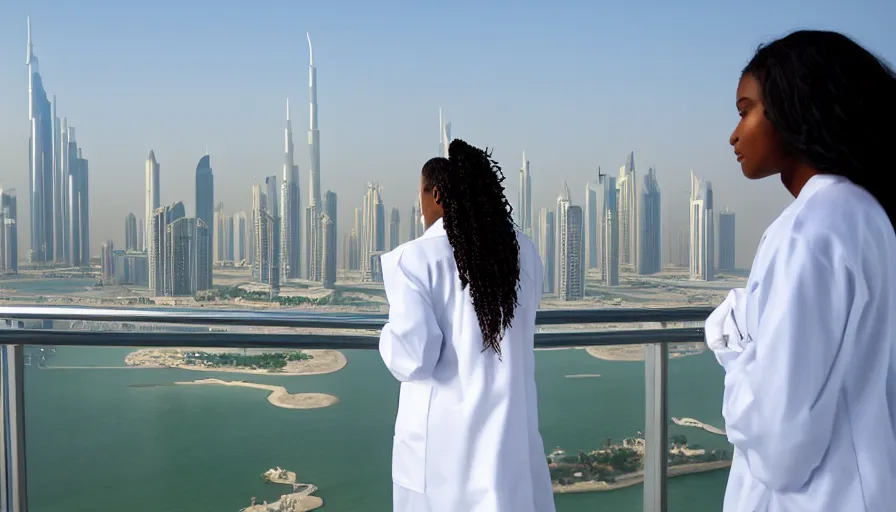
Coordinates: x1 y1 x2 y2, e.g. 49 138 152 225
666 342 733 511
26 345 393 511
25 339 653 511
543 344 644 512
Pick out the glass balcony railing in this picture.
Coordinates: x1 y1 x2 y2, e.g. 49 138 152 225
0 305 725 512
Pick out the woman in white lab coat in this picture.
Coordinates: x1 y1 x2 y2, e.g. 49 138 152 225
379 139 555 511
713 30 896 511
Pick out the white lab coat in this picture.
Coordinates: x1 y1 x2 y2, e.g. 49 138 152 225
379 218 556 512
707 174 896 512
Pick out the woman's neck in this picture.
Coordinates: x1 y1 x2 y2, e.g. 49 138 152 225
781 163 819 198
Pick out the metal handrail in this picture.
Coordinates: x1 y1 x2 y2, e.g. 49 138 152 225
0 326 705 349
0 305 713 329
0 305 712 512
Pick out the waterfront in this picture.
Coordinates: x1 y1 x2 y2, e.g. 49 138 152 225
24 344 731 511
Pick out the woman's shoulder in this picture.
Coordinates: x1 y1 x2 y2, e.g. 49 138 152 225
756 176 895 282
794 178 892 256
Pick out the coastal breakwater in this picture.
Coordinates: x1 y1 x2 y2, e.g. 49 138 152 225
176 379 339 410
585 342 706 362
552 460 732 494
672 417 727 436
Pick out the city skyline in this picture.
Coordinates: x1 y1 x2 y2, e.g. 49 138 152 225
2 3 894 269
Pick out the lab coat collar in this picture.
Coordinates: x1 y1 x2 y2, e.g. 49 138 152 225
787 173 847 213
420 218 446 240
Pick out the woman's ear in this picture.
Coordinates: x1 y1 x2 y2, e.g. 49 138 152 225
432 187 441 205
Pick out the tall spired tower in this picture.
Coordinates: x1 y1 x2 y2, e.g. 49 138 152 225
27 16 54 263
306 33 323 280
518 152 532 236
439 108 451 158
281 99 301 279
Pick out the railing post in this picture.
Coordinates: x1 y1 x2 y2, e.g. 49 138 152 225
0 320 27 512
643 342 668 512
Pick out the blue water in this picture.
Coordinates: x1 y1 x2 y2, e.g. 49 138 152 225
24 346 730 511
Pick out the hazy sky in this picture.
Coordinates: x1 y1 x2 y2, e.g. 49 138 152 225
0 0 893 268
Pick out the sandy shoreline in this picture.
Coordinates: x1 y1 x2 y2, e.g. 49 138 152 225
125 348 347 376
552 459 732 494
585 343 705 362
177 378 339 409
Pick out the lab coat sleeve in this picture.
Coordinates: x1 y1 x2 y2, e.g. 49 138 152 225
706 288 747 371
722 235 856 492
379 250 443 382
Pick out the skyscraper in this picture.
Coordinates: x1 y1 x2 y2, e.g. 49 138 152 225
306 33 323 282
67 143 89 267
307 34 322 222
638 167 662 275
269 214 280 298
168 217 209 297
349 207 362 270
616 152 637 267
225 215 234 262
281 99 301 280
57 116 70 262
557 184 584 301
195 154 214 289
252 180 280 295
689 171 714 281
322 190 338 287
150 201 185 296
0 188 18 273
234 211 248 263
26 17 53 263
114 251 148 287
265 175 281 290
214 202 226 263
409 200 421 241
584 182 600 270
51 96 64 262
322 191 337 231
601 175 619 286
145 151 160 252
536 208 555 294
718 209 736 271
247 209 256 267
361 183 385 282
125 213 138 252
26 18 89 265
137 218 144 252
195 218 211 294
167 218 197 296
518 153 532 237
439 108 451 158
252 185 269 284
247 208 256 268
101 241 115 284
321 214 336 289
389 207 401 251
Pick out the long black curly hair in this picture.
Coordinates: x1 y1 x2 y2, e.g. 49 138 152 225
421 139 520 356
743 30 896 229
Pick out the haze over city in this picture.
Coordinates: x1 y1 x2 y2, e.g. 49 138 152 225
1 0 893 269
